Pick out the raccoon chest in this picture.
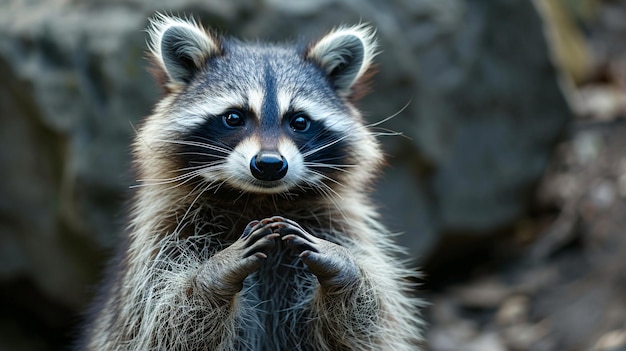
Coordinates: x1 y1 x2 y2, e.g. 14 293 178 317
239 253 316 350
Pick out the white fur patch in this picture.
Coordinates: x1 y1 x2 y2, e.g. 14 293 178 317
278 138 307 184
288 93 353 134
277 89 292 117
167 94 247 133
247 88 265 121
218 136 308 194
222 137 259 183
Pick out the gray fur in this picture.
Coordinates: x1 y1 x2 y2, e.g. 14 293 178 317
77 14 423 351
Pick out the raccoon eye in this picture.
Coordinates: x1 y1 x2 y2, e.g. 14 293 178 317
222 110 245 128
290 113 310 132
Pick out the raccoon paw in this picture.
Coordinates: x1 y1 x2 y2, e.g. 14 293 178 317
238 219 281 260
270 218 360 290
197 220 279 299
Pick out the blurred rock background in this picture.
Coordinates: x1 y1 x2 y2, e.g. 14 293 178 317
0 0 624 350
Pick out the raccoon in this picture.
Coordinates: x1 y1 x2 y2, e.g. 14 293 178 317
78 14 423 351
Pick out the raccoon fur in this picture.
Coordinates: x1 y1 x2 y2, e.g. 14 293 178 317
77 13 423 351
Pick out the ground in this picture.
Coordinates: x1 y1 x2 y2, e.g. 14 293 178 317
423 3 626 349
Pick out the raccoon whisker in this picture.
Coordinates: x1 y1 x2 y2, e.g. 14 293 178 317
273 192 285 202
179 177 214 205
280 191 298 201
304 162 356 174
187 136 237 156
161 139 230 152
132 170 205 188
292 183 310 197
302 171 344 196
165 162 225 174
305 157 358 167
369 130 405 138
364 102 412 140
302 179 350 221
210 178 230 195
173 180 215 235
282 188 299 200
172 164 231 232
154 139 233 155
319 186 344 209
301 134 352 158
270 194 282 210
231 185 250 203
295 117 349 154
204 173 246 199
308 169 346 188
321 185 346 211
297 125 347 154
188 135 232 147
133 163 226 189
369 127 411 140
180 166 230 196
173 152 229 160
307 158 359 170
309 170 350 184
155 164 220 180
365 99 411 128
171 165 226 190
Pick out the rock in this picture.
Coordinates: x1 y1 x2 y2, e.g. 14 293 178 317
406 0 570 231
496 295 531 325
429 325 507 351
453 278 512 309
0 2 158 349
593 329 626 351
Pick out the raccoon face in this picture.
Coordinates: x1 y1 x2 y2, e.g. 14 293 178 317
144 14 381 196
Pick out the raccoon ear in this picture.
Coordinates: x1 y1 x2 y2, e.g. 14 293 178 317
306 24 377 98
148 13 222 89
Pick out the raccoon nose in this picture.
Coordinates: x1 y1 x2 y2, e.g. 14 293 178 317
250 151 288 181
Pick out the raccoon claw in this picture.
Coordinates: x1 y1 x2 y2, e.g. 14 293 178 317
198 221 278 299
241 220 260 237
241 220 280 258
273 221 360 289
300 246 360 289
